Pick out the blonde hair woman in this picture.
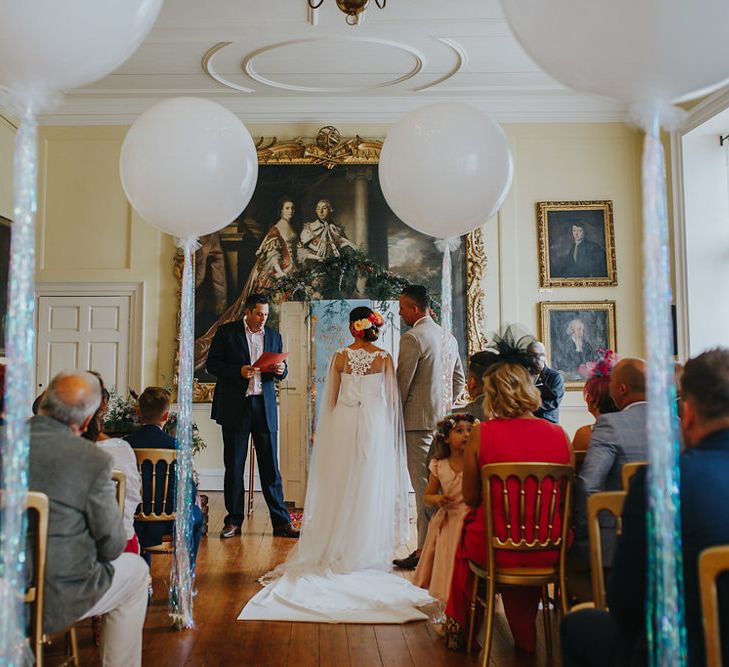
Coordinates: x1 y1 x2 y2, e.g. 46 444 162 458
444 357 572 653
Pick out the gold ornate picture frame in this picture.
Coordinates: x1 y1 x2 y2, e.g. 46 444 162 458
539 300 616 390
537 200 617 288
178 127 487 402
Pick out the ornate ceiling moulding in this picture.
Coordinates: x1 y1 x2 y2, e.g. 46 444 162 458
255 126 382 170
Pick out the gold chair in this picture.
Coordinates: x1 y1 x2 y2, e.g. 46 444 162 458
134 448 177 557
467 462 573 664
587 491 627 609
699 544 729 667
0 490 78 667
111 469 126 515
621 461 647 491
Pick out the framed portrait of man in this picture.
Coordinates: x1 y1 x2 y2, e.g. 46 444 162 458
181 129 488 401
539 301 617 390
0 216 10 357
537 200 617 287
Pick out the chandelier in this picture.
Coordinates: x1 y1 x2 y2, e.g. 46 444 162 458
307 0 387 25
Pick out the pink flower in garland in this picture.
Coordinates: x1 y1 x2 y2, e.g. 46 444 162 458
578 349 619 380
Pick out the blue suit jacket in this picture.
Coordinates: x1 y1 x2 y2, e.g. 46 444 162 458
206 321 288 432
609 428 729 666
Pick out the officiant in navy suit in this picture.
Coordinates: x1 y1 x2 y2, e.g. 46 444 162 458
207 292 299 539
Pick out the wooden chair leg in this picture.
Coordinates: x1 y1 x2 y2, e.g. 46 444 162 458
247 440 256 516
480 576 497 667
466 572 480 653
541 586 553 657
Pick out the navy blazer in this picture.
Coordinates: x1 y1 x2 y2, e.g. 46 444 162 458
609 428 729 666
533 366 565 423
206 321 288 432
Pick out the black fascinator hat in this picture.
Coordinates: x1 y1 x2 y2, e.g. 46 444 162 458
486 326 539 375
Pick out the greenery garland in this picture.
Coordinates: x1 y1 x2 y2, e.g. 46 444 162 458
267 248 416 306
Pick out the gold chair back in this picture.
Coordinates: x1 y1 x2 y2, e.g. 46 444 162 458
133 448 176 523
467 463 573 665
587 490 627 609
111 469 126 515
621 461 647 491
699 544 729 667
573 449 587 475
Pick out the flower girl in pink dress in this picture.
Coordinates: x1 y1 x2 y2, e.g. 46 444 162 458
413 413 476 603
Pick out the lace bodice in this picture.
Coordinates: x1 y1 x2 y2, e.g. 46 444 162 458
341 347 388 377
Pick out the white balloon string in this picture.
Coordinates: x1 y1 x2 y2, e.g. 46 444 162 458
437 236 460 415
1 104 38 666
169 235 197 629
640 112 686 667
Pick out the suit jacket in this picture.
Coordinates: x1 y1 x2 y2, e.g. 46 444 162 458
28 415 126 633
533 366 565 423
397 316 466 431
609 428 729 666
464 395 486 422
573 401 648 566
206 321 288 431
560 238 607 277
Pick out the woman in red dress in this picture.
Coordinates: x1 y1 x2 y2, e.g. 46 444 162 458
444 355 572 652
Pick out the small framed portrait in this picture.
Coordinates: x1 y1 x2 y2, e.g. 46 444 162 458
539 301 617 390
537 200 617 287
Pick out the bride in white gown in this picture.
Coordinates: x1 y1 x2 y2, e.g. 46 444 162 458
239 306 433 623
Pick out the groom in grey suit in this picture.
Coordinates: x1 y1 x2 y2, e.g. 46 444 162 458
394 285 465 569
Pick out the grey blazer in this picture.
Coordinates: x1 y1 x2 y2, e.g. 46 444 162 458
28 415 126 633
572 402 648 567
397 316 466 431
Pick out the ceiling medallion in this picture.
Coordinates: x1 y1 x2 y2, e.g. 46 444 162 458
308 0 386 25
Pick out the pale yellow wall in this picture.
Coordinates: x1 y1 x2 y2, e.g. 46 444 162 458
0 120 645 438
494 123 645 435
0 113 16 219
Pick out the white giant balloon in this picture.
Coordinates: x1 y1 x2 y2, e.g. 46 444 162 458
0 0 162 100
378 103 512 239
120 97 258 238
501 0 729 106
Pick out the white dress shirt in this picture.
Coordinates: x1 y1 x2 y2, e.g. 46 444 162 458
245 321 264 396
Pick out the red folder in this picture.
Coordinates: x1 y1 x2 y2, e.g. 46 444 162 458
252 352 289 373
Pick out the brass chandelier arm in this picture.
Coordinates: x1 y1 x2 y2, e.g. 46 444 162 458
307 0 325 8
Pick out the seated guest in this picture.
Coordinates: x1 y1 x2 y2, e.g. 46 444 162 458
29 371 148 666
562 348 729 666
444 348 571 652
83 371 142 555
569 358 649 598
125 387 203 570
463 351 499 421
528 340 565 423
572 350 620 452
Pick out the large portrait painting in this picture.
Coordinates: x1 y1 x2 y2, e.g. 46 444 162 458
185 128 487 400
539 301 617 390
0 217 10 357
537 200 617 288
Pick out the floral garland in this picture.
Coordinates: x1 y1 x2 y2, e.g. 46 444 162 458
268 248 413 305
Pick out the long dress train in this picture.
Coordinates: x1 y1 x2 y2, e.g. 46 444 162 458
238 347 433 623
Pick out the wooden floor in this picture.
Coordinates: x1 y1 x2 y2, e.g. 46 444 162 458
51 492 562 666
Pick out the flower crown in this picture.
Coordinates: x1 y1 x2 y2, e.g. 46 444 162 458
436 412 477 439
352 311 385 338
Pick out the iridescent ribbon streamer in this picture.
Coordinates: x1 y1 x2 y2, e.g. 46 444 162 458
435 237 460 415
0 103 38 667
169 236 198 629
638 109 686 667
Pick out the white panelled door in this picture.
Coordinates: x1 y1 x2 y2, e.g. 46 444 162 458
278 301 309 508
36 295 131 394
